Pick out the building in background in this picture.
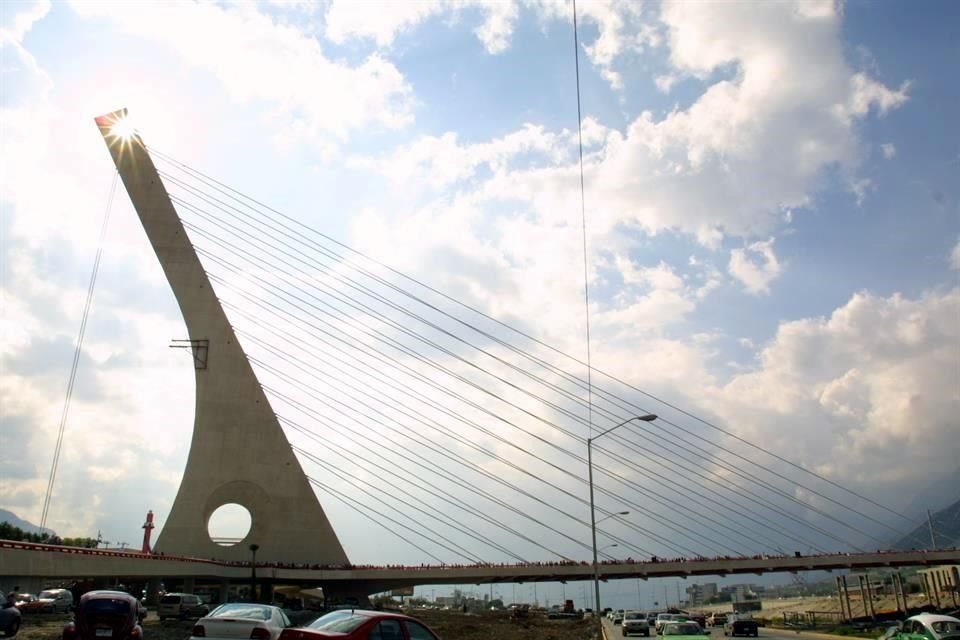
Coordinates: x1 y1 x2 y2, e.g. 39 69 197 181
685 583 718 606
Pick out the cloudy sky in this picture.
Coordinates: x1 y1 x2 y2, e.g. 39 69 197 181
2 0 959 598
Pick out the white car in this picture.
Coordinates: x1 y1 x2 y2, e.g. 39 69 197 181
896 614 960 640
35 589 73 614
191 603 291 640
657 614 683 634
623 611 651 637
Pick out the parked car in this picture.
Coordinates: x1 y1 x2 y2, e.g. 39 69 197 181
12 595 40 613
623 611 651 637
894 614 960 640
62 591 145 640
158 594 209 621
661 622 709 639
0 592 22 638
278 609 443 640
191 603 290 640
724 615 759 638
35 589 74 614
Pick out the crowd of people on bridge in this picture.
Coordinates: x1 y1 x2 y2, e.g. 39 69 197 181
156 547 956 571
4 538 952 571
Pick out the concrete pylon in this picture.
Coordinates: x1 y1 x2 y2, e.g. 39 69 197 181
94 109 349 566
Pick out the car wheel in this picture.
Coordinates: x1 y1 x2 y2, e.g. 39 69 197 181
8 618 21 638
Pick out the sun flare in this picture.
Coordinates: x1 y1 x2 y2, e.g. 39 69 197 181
110 117 137 140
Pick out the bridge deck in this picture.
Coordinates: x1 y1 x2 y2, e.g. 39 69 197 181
3 540 958 587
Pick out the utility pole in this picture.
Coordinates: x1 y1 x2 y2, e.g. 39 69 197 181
928 510 938 550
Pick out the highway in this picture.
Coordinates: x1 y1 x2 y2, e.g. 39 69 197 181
601 620 854 640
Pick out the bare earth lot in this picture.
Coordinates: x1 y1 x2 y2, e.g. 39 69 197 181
15 610 596 640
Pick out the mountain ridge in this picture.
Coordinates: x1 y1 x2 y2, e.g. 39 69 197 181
892 497 960 550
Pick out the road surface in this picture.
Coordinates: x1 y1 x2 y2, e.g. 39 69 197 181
602 621 853 640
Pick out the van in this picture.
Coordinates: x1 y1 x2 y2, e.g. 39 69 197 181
158 593 208 620
36 589 73 614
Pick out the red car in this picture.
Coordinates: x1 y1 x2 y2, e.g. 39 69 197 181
279 610 442 640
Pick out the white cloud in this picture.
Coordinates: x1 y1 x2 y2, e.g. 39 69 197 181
951 238 960 270
728 238 782 295
0 0 49 44
325 0 660 88
849 177 873 206
349 124 568 191
706 288 960 493
881 143 896 159
846 72 910 117
530 0 661 90
363 0 911 249
654 73 678 93
325 0 519 54
69 0 414 144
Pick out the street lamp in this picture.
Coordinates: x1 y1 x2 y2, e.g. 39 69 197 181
588 415 657 620
249 543 259 602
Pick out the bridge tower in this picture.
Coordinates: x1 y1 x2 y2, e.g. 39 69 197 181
94 109 349 567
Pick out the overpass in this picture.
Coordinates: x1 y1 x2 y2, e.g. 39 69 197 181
4 539 959 595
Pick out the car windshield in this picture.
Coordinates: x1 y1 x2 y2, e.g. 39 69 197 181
664 624 702 635
932 622 960 635
160 595 182 604
308 612 369 632
81 599 130 615
625 613 643 620
38 591 59 599
209 604 271 621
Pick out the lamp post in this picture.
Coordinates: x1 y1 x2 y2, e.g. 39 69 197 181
588 414 657 621
249 543 259 602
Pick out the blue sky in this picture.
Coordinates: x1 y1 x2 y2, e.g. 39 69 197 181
1 0 959 607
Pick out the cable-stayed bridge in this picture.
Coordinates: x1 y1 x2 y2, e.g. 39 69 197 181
4 110 958 604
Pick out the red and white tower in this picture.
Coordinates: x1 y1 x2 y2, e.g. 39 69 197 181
141 510 155 553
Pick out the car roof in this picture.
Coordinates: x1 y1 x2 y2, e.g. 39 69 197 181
82 591 133 599
909 614 960 624
316 609 415 621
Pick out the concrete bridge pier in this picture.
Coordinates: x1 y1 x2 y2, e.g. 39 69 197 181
146 578 161 606
216 579 229 604
259 582 274 605
320 582 375 608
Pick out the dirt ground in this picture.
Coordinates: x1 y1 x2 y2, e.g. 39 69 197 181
14 609 597 640
698 594 934 621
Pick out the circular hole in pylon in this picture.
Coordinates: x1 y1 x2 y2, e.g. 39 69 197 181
207 503 252 546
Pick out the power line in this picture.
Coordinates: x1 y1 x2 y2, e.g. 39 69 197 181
177 200 870 552
149 148 914 551
40 172 118 533
173 186 886 553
